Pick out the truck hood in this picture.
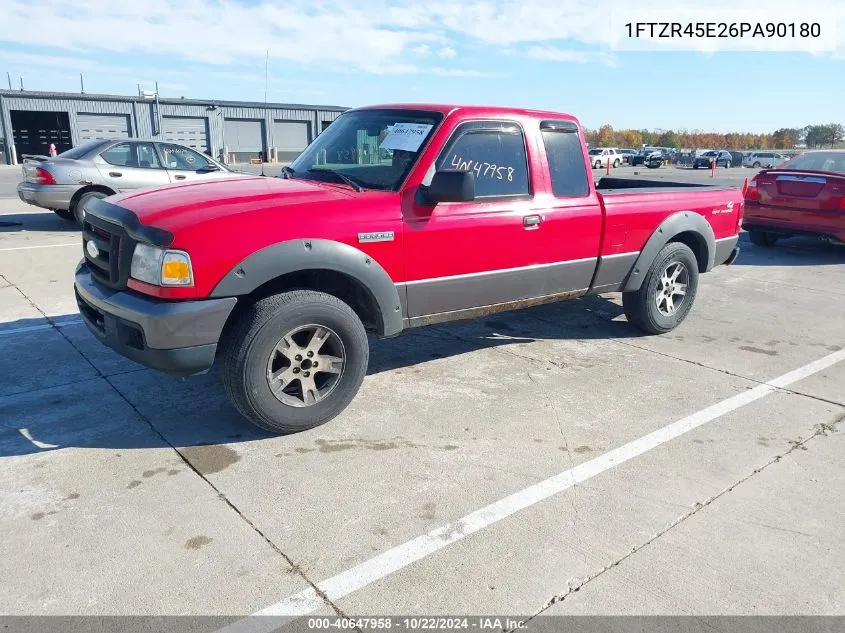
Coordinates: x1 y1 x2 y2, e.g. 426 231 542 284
108 176 355 234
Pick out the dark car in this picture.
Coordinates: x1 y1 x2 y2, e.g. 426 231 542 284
743 150 845 247
644 147 674 169
693 150 732 169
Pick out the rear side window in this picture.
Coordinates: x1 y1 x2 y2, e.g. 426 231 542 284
541 130 590 197
436 122 530 198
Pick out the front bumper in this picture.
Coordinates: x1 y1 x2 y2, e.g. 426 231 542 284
74 262 237 376
17 182 79 211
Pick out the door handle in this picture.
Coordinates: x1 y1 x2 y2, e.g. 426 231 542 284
109 172 122 177
174 175 186 180
523 214 542 229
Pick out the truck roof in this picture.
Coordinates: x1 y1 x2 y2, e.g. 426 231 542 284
350 102 579 122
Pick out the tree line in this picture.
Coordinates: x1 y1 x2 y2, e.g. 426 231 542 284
583 123 845 150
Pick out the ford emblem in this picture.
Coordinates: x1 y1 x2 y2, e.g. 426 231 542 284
86 240 100 259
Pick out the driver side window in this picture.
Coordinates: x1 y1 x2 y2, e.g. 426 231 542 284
159 144 210 171
434 122 530 199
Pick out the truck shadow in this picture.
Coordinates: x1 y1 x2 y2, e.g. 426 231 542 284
733 233 844 267
0 296 637 456
0 211 80 233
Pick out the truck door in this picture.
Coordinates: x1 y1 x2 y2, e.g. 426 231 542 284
403 119 588 319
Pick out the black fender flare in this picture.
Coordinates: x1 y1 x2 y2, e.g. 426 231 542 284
622 211 716 292
209 238 403 336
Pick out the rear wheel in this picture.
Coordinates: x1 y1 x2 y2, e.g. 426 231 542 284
623 242 699 335
73 190 107 225
749 230 779 247
219 289 369 434
52 209 74 222
753 161 762 168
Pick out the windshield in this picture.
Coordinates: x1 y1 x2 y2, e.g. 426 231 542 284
288 108 443 191
781 152 845 174
702 151 718 156
58 139 109 159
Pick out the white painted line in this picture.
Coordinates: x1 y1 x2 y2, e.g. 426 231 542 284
218 347 845 628
0 318 83 336
0 242 78 252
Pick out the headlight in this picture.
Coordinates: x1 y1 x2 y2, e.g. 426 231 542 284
130 244 193 286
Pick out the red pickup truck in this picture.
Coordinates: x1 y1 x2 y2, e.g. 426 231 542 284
74 103 743 434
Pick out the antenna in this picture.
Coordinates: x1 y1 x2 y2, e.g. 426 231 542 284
80 73 85 94
262 49 268 177
19 76 23 90
6 72 11 89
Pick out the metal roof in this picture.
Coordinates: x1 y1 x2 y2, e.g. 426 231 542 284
0 89 348 112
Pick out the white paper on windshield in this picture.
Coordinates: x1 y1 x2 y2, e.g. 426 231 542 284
379 123 433 152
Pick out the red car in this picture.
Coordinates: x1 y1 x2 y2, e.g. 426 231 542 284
73 103 743 434
743 150 845 247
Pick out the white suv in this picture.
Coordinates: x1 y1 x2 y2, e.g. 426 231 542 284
743 152 789 168
588 147 623 169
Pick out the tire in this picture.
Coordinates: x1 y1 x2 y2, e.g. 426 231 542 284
219 289 369 434
622 242 699 335
593 160 600 169
749 230 779 247
52 209 75 222
753 161 761 168
73 190 108 225
613 159 621 168
693 164 699 170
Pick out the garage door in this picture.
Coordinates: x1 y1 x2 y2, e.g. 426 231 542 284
162 116 209 153
224 119 264 162
77 114 131 141
272 121 311 161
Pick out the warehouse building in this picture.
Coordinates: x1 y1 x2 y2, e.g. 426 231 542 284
0 89 347 165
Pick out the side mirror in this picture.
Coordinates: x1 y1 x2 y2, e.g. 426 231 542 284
425 170 475 204
200 163 220 172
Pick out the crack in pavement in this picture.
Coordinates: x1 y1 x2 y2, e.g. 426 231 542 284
510 410 844 630
5 281 349 619
610 337 845 409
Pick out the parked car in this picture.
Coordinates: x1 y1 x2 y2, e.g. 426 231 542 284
644 147 674 168
17 139 241 224
743 152 789 169
728 151 745 168
693 150 732 169
74 103 743 434
743 150 845 247
630 147 657 166
617 148 638 164
588 147 623 169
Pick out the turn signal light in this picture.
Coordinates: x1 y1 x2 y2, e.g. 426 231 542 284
745 177 759 202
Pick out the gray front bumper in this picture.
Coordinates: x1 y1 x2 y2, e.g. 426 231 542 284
17 182 79 211
74 262 237 376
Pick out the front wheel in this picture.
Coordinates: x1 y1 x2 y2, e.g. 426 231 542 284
613 159 621 168
749 230 779 247
753 161 761 168
219 290 369 434
622 242 699 335
73 190 108 225
593 160 601 169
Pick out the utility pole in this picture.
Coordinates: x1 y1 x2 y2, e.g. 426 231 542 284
80 73 85 94
6 72 11 89
19 76 23 90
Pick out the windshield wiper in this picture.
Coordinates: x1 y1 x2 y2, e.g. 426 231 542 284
306 168 364 192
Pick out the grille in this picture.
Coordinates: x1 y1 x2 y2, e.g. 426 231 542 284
82 215 135 290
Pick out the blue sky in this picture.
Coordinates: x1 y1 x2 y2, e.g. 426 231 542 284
1 0 843 133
